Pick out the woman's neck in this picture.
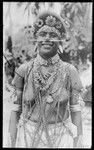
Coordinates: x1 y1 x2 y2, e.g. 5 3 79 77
38 51 57 60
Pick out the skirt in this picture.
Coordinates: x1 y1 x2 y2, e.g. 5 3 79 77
15 116 77 148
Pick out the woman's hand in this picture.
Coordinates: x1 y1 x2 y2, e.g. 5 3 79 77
73 135 83 148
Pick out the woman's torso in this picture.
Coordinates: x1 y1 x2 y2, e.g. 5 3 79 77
22 59 71 124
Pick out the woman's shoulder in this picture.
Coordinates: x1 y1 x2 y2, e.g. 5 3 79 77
59 60 77 73
17 60 34 73
60 60 83 90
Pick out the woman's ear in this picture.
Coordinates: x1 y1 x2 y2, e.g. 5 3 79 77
34 43 38 52
58 44 63 54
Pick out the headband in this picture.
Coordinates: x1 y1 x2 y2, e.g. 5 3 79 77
33 11 66 39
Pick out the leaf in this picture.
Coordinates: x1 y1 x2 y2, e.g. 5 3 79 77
16 2 23 7
71 5 75 13
35 2 40 10
76 3 82 11
84 3 92 29
24 2 31 14
62 34 78 52
5 3 11 21
74 6 78 14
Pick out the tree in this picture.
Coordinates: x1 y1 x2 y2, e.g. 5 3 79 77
4 2 92 65
4 3 13 36
59 2 92 66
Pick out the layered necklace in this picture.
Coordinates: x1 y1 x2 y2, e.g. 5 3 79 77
33 58 60 97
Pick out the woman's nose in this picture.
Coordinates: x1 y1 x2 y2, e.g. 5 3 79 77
45 33 50 39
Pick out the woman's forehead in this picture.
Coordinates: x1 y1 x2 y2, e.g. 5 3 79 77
36 25 61 37
39 30 57 34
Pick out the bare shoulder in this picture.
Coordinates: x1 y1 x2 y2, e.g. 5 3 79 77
14 60 34 79
59 60 76 72
59 60 83 90
17 60 34 72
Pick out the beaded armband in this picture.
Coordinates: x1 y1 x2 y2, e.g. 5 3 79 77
70 96 85 112
11 104 21 112
71 89 85 110
70 104 81 112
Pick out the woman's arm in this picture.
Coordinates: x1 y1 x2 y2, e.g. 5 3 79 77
9 90 22 147
9 64 25 147
68 65 84 147
70 90 83 147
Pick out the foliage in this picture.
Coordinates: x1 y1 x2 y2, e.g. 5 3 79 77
61 3 92 44
59 2 92 67
6 36 12 53
4 2 92 67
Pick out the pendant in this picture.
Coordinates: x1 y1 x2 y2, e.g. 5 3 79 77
46 95 53 103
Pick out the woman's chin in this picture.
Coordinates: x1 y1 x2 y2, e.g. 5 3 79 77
40 47 52 53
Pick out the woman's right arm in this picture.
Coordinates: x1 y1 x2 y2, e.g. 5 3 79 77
9 89 23 147
9 64 26 147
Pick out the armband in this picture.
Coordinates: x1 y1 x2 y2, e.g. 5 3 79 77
70 104 81 112
11 103 21 112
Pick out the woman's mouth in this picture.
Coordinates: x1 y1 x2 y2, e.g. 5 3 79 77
42 42 54 47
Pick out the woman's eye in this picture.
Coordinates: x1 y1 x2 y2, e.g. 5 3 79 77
50 33 58 38
39 32 46 37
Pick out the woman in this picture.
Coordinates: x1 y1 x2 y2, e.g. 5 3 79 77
9 11 84 148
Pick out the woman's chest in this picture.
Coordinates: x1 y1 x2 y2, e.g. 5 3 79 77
33 63 70 102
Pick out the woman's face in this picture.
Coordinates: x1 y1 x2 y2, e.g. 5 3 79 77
36 28 60 59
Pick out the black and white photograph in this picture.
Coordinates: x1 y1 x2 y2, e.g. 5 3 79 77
3 2 92 148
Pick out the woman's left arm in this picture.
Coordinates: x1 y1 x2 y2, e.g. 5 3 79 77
70 91 83 147
68 65 85 147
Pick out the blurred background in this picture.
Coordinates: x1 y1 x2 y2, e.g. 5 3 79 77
3 2 92 148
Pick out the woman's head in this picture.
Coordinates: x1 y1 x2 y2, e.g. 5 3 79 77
32 11 66 59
